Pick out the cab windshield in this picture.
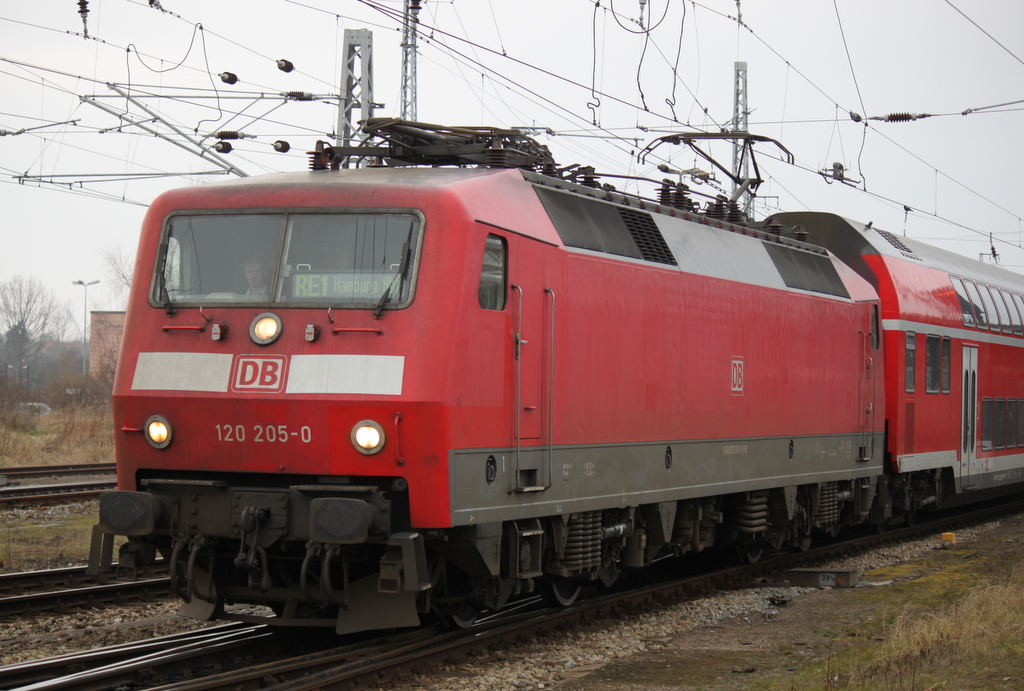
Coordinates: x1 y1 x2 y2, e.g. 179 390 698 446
155 211 419 308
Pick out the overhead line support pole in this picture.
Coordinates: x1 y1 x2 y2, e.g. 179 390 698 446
732 61 751 214
400 0 421 121
337 29 375 168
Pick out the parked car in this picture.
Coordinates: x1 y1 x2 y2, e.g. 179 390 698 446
19 402 52 415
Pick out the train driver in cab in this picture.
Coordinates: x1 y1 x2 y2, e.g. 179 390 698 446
244 259 270 296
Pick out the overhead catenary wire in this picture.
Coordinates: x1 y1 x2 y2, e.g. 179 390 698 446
943 0 1024 70
2 0 1022 264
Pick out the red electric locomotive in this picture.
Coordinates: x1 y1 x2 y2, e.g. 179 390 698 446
771 212 1024 514
91 122 888 633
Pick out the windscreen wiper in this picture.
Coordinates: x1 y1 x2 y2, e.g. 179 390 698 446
373 240 410 320
156 243 175 316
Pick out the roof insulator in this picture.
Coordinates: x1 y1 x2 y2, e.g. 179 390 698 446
764 218 785 236
726 201 747 225
672 183 694 211
484 139 511 168
658 180 674 206
579 166 600 188
307 140 337 171
705 198 728 220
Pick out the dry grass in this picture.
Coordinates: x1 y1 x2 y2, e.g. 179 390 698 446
0 405 114 467
0 502 101 572
839 563 1024 690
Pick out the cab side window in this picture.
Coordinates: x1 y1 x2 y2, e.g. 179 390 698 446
478 234 507 310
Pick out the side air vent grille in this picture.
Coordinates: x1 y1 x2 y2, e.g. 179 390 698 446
763 242 850 298
876 229 922 261
535 187 676 266
618 208 677 266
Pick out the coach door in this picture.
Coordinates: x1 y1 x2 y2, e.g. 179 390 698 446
509 236 551 492
858 310 879 460
961 345 978 488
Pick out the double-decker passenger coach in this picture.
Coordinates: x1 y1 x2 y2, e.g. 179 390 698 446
771 212 1024 515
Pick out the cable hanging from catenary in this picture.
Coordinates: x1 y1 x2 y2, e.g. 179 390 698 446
587 0 602 126
663 1 686 122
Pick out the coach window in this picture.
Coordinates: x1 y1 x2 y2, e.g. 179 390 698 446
1008 399 1018 449
995 399 1006 450
964 280 989 330
981 398 994 451
924 335 941 394
478 234 507 310
1018 399 1024 446
905 332 916 394
950 277 976 328
941 337 951 394
986 286 1012 334
1001 289 1023 335
978 284 1001 332
1012 294 1024 336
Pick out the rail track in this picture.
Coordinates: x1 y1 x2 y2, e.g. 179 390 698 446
0 463 116 506
0 464 115 481
6 496 1022 691
0 565 170 617
0 480 115 506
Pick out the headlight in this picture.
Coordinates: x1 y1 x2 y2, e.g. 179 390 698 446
351 420 385 455
145 415 173 449
250 312 282 345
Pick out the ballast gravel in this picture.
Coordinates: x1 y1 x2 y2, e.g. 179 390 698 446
0 508 1004 690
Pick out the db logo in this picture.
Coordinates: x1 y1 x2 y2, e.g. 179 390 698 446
231 355 288 393
731 357 744 395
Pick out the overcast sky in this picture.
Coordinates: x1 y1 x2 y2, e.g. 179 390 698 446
2 0 1023 333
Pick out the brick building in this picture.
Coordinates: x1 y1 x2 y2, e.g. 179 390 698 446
89 311 126 380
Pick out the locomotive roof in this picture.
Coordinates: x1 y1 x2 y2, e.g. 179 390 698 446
150 167 876 304
193 166 512 189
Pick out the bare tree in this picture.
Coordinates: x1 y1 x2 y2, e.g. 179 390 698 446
0 275 71 373
101 243 135 309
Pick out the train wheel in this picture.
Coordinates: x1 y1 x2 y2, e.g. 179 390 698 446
742 547 763 564
444 602 481 629
542 578 581 607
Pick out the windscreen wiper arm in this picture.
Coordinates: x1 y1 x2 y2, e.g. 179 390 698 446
373 241 410 320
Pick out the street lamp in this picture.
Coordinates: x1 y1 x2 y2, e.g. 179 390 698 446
72 279 99 378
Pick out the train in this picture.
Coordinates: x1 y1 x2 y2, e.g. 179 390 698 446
88 120 1024 633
